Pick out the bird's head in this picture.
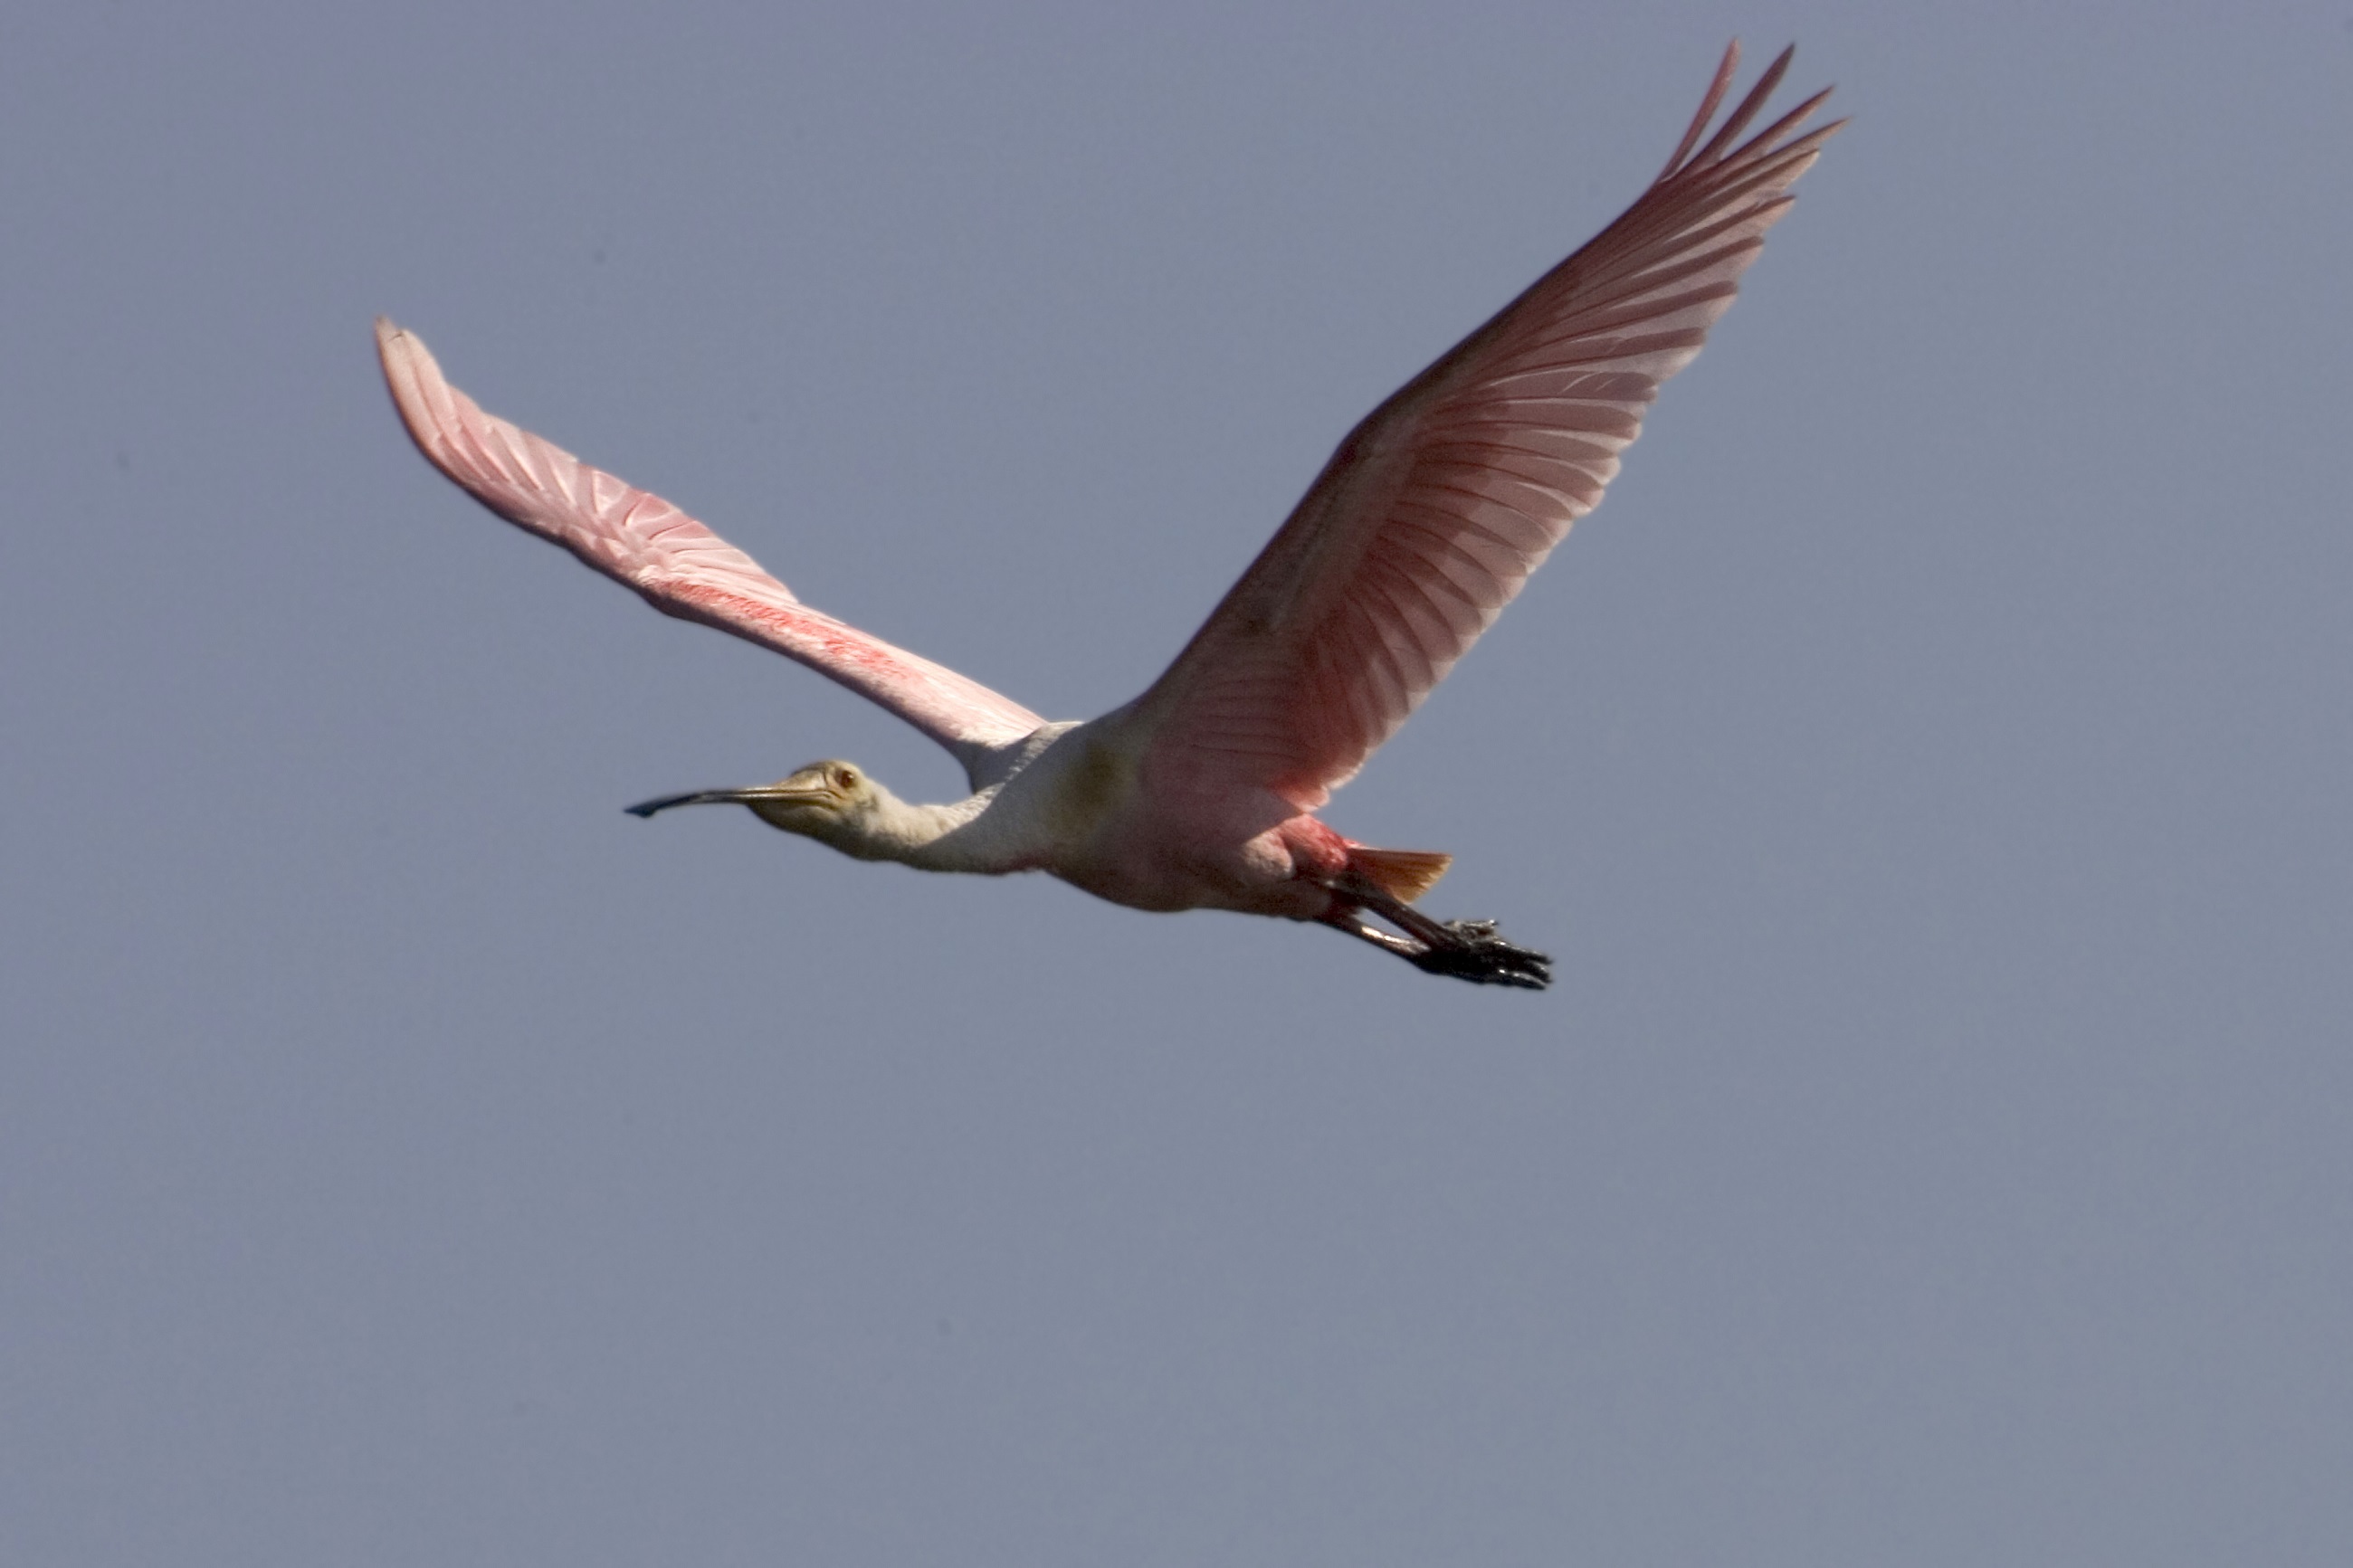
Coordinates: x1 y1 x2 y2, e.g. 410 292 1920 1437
625 760 895 856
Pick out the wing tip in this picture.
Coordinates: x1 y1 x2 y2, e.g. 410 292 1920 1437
1662 40 1834 185
373 314 428 384
373 315 442 455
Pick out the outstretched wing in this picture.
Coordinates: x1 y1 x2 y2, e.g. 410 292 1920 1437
1130 43 1838 817
376 320 1045 780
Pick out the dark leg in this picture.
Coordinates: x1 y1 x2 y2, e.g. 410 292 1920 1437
1318 895 1553 991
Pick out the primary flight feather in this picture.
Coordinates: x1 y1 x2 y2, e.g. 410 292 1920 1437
380 43 1838 989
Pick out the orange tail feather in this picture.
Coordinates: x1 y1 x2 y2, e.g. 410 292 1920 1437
1348 845 1453 905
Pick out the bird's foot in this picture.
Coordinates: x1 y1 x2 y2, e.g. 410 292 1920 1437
1319 901 1552 990
1405 919 1553 990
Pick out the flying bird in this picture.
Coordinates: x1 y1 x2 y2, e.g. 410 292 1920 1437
378 43 1836 990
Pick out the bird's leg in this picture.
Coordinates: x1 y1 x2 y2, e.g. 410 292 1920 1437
1319 907 1427 960
1319 890 1553 991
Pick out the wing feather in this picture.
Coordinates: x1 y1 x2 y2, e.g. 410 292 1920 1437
1130 43 1839 815
376 320 1044 780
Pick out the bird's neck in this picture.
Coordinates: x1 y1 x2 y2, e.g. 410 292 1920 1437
819 723 1111 876
832 788 1012 873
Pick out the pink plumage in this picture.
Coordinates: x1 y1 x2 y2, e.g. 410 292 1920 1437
1133 44 1836 820
376 325 1045 773
379 43 1839 989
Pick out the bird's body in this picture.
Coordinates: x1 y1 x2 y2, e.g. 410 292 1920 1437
378 44 1837 989
631 717 1359 919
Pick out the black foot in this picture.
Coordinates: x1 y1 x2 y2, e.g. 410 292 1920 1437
1405 919 1553 990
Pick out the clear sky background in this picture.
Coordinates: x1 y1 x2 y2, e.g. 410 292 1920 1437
5 4 2348 1563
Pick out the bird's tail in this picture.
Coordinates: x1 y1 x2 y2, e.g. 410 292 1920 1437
1346 845 1453 905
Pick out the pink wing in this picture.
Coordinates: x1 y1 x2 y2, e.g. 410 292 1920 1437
376 320 1046 778
1130 43 1839 817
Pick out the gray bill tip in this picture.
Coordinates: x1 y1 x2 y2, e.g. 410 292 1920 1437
624 791 717 819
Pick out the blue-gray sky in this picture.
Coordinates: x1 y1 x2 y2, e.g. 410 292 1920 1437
5 4 2349 1563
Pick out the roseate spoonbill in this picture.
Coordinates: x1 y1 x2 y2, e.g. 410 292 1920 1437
378 43 1836 989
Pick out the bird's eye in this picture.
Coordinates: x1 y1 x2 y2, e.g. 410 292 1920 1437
835 767 857 788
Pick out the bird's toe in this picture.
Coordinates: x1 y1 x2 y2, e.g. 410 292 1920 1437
1407 923 1553 990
